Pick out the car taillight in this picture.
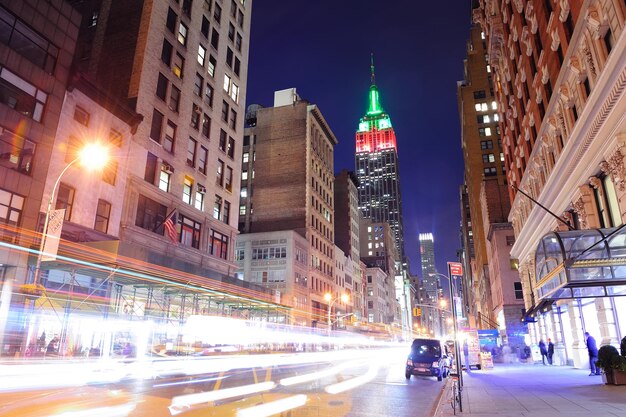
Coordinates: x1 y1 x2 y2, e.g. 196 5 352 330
407 360 413 366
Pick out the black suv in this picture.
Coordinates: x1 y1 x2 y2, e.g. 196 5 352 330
405 338 448 381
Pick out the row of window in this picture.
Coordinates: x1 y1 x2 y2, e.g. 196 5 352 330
51 182 112 233
135 193 229 258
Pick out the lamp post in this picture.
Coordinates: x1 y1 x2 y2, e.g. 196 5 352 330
430 270 463 388
20 143 108 355
324 292 349 336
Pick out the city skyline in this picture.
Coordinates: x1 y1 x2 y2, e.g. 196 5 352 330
246 0 470 276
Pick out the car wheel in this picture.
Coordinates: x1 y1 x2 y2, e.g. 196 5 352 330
437 375 443 381
405 371 411 379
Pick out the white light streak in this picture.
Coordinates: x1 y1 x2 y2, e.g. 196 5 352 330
43 403 136 417
324 363 379 394
236 394 308 417
169 381 275 414
279 361 358 386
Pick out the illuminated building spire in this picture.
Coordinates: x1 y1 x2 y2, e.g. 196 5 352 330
368 53 383 115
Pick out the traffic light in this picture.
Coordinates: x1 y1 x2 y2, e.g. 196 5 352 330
412 307 422 317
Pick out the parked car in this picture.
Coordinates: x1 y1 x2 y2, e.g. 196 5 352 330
406 338 448 381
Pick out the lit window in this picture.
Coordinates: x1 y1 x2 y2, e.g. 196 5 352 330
481 103 488 111
368 251 372 256
230 83 239 103
491 101 497 110
480 31 485 40
241 171 248 180
500 153 504 162
242 152 249 163
177 22 188 45
159 166 171 192
474 103 481 112
182 177 193 204
494 113 499 122
240 187 247 198
486 65 491 73
197 45 206 65
195 188 205 211
239 205 246 215
484 115 490 123
485 127 492 136
368 243 372 249
368 226 372 232
223 73 231 93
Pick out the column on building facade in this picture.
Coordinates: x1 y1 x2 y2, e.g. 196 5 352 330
548 308 566 366
596 297 620 346
600 135 626 218
566 300 586 369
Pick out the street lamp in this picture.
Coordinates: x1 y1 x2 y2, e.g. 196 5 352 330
31 143 109 289
324 292 349 335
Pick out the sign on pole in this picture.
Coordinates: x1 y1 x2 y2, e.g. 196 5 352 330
448 262 463 276
42 209 65 261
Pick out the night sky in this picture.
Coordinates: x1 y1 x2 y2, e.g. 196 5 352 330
246 1 472 277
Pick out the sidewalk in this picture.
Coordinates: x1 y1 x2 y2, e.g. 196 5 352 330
434 363 626 417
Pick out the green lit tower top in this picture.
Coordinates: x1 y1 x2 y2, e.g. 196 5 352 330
355 54 404 260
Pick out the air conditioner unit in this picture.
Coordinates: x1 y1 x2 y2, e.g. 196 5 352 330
162 163 173 173
197 184 206 193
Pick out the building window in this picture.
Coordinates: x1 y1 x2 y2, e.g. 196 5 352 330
180 215 201 249
240 186 247 198
195 185 205 211
234 57 240 76
182 176 193 204
213 194 222 219
482 153 495 163
156 73 168 100
0 6 59 73
159 165 171 192
213 3 222 22
0 67 47 122
201 113 211 137
182 0 193 17
198 146 208 175
197 44 206 66
223 201 230 224
210 28 219 50
161 39 173 65
144 152 158 184
480 140 493 150
173 52 184 79
225 166 233 192
226 47 234 68
164 120 176 152
102 161 117 185
242 152 249 163
473 90 486 99
166 8 177 33
94 199 111 233
187 137 196 167
56 183 75 221
209 229 228 259
514 282 523 299
169 85 181 112
201 16 210 38
239 205 246 215
483 167 497 176
191 104 200 129
216 159 224 186
150 109 163 143
229 109 237 130
208 55 216 77
228 23 235 41
205 82 214 106
73 106 90 126
177 21 188 45
219 129 227 151
235 247 244 261
0 126 35 174
221 100 229 122
235 32 242 51
227 137 235 158
135 194 166 232
237 9 244 27
0 188 23 225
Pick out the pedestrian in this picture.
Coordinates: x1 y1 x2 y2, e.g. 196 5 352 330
547 338 554 365
585 332 601 376
46 336 59 355
463 339 471 372
523 345 531 362
539 340 548 365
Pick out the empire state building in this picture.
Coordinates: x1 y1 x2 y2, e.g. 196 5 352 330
355 59 405 260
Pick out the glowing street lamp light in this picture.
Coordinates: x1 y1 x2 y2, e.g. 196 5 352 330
324 292 349 335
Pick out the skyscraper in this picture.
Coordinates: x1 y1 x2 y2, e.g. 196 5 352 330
418 233 437 303
355 57 405 260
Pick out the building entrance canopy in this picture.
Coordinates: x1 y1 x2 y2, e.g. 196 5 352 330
534 226 626 302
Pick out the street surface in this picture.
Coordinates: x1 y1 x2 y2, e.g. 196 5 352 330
0 348 444 417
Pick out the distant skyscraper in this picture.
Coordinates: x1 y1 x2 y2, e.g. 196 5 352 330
419 233 438 303
354 56 405 260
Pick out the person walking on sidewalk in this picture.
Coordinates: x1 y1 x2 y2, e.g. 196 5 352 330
585 332 601 376
547 338 554 365
539 340 548 365
463 339 471 372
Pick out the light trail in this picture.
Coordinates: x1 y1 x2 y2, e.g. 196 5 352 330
42 403 136 417
279 360 360 386
324 363 380 394
236 394 308 417
168 381 275 415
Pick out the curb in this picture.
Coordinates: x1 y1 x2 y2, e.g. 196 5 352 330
431 376 451 416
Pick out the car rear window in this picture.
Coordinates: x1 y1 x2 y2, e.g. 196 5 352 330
411 340 441 356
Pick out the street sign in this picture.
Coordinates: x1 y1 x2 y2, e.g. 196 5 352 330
448 262 463 276
42 209 65 261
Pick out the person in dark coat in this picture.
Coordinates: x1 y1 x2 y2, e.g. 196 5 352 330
547 338 555 365
539 340 548 365
585 332 601 376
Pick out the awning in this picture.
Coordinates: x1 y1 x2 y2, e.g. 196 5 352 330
534 226 626 301
521 298 554 323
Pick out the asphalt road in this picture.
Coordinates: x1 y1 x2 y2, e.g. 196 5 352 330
0 350 445 417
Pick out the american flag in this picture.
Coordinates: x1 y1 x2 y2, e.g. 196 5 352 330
163 210 178 243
